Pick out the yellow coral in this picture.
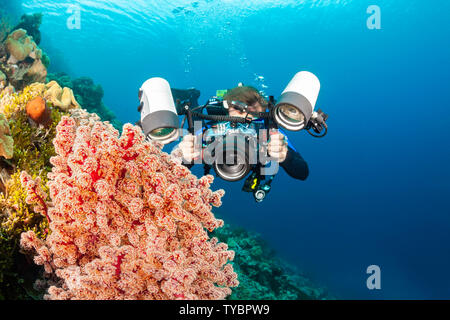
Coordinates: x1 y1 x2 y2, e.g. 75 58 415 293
0 85 37 118
0 171 48 239
10 104 67 174
0 83 85 242
29 81 80 111
0 89 70 241
0 81 78 118
0 83 76 289
0 113 14 159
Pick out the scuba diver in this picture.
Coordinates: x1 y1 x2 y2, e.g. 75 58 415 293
136 71 328 202
177 86 310 181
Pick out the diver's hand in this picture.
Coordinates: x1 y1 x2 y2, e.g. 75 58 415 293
179 134 201 162
268 131 288 163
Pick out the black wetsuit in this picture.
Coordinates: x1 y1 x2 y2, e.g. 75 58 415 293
280 146 309 181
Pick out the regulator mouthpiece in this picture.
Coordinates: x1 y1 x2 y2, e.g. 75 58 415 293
274 71 321 131
139 77 179 144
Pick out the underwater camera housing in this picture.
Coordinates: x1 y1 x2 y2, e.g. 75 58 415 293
136 72 329 202
202 121 260 182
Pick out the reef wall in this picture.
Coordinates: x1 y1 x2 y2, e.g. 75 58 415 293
0 12 331 300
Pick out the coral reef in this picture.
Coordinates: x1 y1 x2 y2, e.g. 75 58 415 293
0 70 6 89
0 84 69 174
4 29 40 63
0 83 72 227
0 82 330 302
0 112 13 158
0 229 16 299
0 83 71 299
19 113 238 300
0 227 42 300
13 13 43 46
41 52 50 69
47 73 122 130
0 12 332 301
0 10 13 43
29 81 80 111
0 28 48 90
47 72 72 89
1 170 50 239
211 224 332 300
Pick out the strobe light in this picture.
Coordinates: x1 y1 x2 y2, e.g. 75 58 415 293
138 77 179 144
274 71 321 131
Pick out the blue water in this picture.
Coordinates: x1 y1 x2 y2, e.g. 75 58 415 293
7 0 450 299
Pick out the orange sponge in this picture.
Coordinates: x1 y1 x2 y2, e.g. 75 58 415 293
26 96 51 127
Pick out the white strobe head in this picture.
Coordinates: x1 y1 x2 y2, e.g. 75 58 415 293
274 71 321 131
139 77 179 144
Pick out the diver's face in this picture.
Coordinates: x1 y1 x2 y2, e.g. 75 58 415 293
228 102 265 119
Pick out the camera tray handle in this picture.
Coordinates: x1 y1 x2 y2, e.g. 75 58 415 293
184 105 195 134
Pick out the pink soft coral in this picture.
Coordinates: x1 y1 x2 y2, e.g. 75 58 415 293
20 115 238 300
